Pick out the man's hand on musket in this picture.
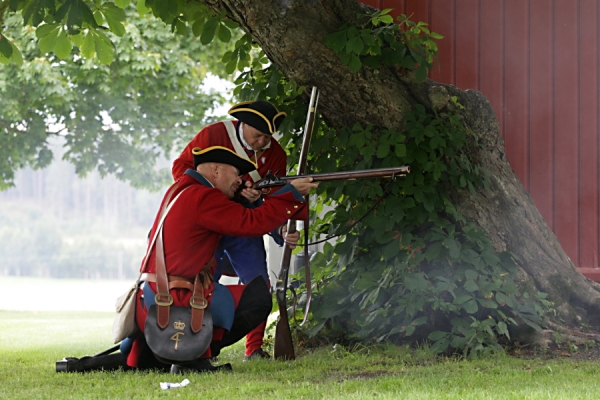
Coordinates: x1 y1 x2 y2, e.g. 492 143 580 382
239 181 262 203
281 224 300 249
290 177 318 196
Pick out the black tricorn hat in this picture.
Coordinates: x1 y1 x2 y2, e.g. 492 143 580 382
192 146 257 175
228 100 287 135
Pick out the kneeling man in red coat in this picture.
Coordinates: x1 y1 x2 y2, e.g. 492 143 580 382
123 146 317 373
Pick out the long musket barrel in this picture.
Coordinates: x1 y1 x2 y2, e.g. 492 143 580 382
253 166 411 190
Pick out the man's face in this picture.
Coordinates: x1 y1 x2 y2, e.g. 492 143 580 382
242 123 272 151
214 164 242 199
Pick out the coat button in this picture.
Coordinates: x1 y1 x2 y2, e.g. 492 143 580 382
294 205 298 209
287 210 291 214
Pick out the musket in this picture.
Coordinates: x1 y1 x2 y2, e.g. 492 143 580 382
274 86 319 360
253 166 411 190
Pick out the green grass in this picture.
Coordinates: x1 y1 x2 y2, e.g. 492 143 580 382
2 311 600 399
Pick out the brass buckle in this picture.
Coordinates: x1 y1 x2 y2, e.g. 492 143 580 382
190 296 208 310
154 292 173 306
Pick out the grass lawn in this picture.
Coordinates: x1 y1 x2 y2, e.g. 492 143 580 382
2 310 600 399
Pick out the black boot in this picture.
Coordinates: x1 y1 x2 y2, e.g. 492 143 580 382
170 358 232 374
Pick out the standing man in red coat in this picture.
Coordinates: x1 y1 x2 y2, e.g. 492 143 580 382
172 100 293 360
126 146 317 373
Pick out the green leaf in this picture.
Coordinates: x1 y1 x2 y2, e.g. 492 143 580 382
463 299 478 314
192 18 205 37
361 31 377 48
415 65 428 81
200 17 218 45
0 52 10 65
216 24 231 43
36 23 59 38
225 59 237 74
361 55 380 68
403 197 415 208
521 318 543 332
103 4 127 37
442 238 460 259
80 31 95 58
93 10 104 26
495 292 512 307
453 294 472 305
56 0 97 29
115 0 130 8
70 32 84 47
8 40 23 65
137 0 152 14
39 26 60 54
0 35 13 58
53 30 73 59
404 273 429 291
223 19 238 29
325 30 348 53
476 298 498 309
376 142 390 158
379 15 394 24
174 19 186 35
428 330 448 341
381 240 400 260
430 337 450 354
395 144 406 157
463 279 479 293
502 282 518 295
481 250 500 266
94 33 114 64
400 55 416 68
464 269 478 280
346 35 364 54
221 50 233 63
496 321 509 337
348 54 361 71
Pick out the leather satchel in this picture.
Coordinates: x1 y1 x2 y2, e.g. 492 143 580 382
144 305 213 364
111 185 188 344
112 279 140 344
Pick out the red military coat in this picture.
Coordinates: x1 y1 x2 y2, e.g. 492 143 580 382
141 170 306 301
172 120 287 184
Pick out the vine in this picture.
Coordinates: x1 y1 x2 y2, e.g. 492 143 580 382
299 105 551 356
325 9 443 80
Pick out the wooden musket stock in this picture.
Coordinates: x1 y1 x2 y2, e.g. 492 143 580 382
273 86 319 360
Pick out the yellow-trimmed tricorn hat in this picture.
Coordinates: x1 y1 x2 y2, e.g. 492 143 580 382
228 100 287 135
192 146 258 175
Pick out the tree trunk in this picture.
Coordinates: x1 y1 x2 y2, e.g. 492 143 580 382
201 0 600 332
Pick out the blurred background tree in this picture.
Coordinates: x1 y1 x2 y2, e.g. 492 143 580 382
0 6 238 278
0 7 237 191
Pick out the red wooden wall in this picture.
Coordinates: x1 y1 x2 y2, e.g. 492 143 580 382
361 0 600 279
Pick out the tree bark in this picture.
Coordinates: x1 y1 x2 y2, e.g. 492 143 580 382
201 0 600 332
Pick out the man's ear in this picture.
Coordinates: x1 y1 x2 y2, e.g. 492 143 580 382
210 163 221 179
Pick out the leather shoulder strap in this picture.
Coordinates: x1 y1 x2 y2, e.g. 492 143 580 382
140 186 190 273
224 120 261 183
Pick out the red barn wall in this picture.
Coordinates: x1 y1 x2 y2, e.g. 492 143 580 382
361 0 600 279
